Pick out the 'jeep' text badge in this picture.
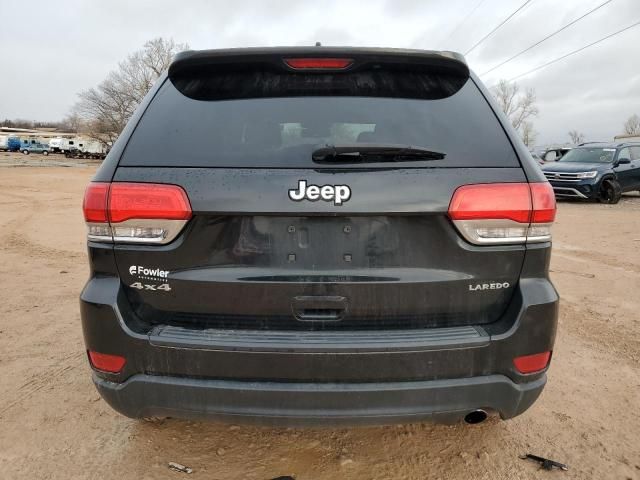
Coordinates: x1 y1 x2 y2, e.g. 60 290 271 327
288 180 351 206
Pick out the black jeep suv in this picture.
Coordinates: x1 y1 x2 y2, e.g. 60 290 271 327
80 47 558 425
542 142 640 204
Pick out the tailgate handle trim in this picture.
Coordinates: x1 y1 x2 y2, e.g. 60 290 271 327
292 296 347 322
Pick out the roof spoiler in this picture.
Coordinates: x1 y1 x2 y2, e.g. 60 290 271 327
168 46 469 79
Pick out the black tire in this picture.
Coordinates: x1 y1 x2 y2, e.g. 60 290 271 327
598 179 622 204
42 150 49 156
22 149 29 155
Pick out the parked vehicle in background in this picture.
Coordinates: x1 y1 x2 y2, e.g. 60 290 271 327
49 137 73 153
541 146 572 162
0 136 22 152
21 142 51 155
81 46 558 426
542 142 640 204
65 139 108 159
50 137 90 154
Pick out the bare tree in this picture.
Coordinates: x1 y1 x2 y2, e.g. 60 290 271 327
568 130 585 144
624 114 640 135
521 121 537 147
74 38 188 145
59 112 83 133
492 79 539 143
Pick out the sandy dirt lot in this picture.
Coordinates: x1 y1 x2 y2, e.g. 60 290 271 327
0 160 639 480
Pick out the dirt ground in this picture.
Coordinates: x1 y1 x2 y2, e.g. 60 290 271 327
0 157 639 480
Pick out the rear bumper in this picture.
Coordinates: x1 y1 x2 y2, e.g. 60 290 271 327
94 373 546 426
81 246 558 425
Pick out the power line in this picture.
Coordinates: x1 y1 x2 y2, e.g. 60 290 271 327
503 19 640 83
481 0 614 76
465 0 533 55
440 0 486 49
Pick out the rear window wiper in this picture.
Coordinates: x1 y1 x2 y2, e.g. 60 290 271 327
312 143 446 163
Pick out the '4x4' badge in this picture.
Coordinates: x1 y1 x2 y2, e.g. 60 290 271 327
288 180 351 206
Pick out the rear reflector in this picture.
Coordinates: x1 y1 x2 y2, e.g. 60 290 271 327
513 351 551 374
88 351 126 374
448 182 556 245
284 58 353 69
82 182 192 244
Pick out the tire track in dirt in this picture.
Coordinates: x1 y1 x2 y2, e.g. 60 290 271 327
553 246 640 276
0 351 85 418
2 231 83 262
558 298 640 364
0 193 83 262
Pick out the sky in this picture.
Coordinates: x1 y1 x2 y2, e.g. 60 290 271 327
1 0 639 146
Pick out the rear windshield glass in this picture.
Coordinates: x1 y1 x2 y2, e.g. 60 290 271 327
120 74 518 168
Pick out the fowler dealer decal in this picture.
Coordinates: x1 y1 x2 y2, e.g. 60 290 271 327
128 265 171 292
129 265 169 278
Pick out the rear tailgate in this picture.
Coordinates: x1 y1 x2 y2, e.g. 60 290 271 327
112 167 527 330
110 47 527 331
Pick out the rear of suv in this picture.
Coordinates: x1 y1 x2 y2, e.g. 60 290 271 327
80 47 558 425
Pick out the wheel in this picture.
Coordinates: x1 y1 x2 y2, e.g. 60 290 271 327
42 150 49 156
598 179 622 204
22 149 29 155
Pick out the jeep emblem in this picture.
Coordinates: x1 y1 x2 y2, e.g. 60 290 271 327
288 180 351 206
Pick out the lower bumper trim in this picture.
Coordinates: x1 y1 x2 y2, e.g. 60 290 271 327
552 186 589 198
94 373 546 426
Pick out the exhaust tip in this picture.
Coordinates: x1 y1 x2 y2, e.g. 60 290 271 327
464 409 488 424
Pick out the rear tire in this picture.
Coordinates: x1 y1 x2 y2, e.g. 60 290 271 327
598 179 621 204
42 150 49 156
22 149 29 155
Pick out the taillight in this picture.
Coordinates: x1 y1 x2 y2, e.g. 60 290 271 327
82 182 192 244
83 183 109 223
83 182 112 241
283 58 353 69
87 350 127 374
448 182 556 245
513 351 551 374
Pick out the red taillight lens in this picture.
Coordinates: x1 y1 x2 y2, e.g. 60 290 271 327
108 183 191 223
82 182 192 244
88 350 126 374
448 183 532 223
448 182 555 245
513 351 551 374
284 57 353 69
82 182 109 223
530 182 556 223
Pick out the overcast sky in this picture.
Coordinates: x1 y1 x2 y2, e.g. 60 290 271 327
1 0 639 145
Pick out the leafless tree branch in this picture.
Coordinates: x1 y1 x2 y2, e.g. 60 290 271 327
72 37 188 145
492 79 539 145
568 130 585 144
